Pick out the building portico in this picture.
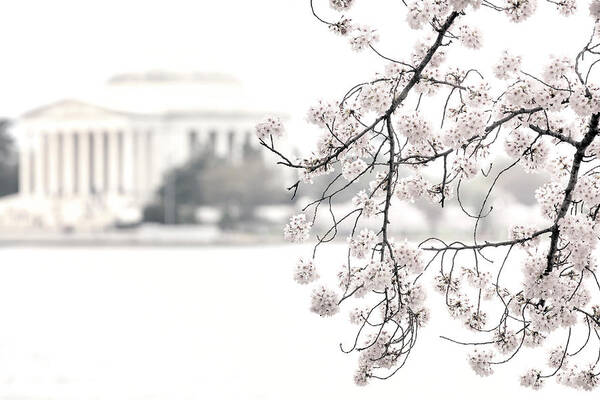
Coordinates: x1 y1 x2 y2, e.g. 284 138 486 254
4 72 274 229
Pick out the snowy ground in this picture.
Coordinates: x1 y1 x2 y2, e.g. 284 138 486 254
0 245 597 399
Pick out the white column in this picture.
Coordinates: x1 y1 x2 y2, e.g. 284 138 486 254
30 147 38 196
87 132 95 195
48 134 59 197
145 130 154 192
108 131 119 194
25 135 36 196
117 131 124 194
58 133 65 197
41 133 50 196
136 131 146 198
63 133 74 196
215 130 228 157
132 129 155 199
93 131 105 194
198 129 208 147
132 130 140 197
122 130 134 195
19 134 30 196
32 132 42 197
78 132 89 196
90 131 98 195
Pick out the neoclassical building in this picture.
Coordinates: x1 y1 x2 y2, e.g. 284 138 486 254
2 72 276 229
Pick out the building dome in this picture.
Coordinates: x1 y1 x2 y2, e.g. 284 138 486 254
96 71 258 116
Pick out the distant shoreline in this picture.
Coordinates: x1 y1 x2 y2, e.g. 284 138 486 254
0 229 286 247
0 227 486 248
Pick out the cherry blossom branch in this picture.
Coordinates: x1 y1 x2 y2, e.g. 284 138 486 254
544 113 600 275
256 0 600 390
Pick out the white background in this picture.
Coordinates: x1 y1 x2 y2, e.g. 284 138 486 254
0 245 598 399
1 0 599 398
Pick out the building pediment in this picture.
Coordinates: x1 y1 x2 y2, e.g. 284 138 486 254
22 100 130 120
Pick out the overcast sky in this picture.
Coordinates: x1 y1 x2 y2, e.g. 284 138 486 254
0 0 595 130
0 0 367 118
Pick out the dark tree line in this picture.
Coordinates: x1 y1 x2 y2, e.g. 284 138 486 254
0 119 18 197
143 143 292 228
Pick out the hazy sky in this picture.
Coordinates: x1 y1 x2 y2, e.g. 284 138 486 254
0 0 595 127
0 0 371 118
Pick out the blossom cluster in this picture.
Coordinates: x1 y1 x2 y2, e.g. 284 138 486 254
283 213 312 243
457 25 482 49
255 116 284 141
294 257 319 284
493 50 521 80
504 129 549 172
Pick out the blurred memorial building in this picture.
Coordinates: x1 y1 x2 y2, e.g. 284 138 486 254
1 72 275 229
